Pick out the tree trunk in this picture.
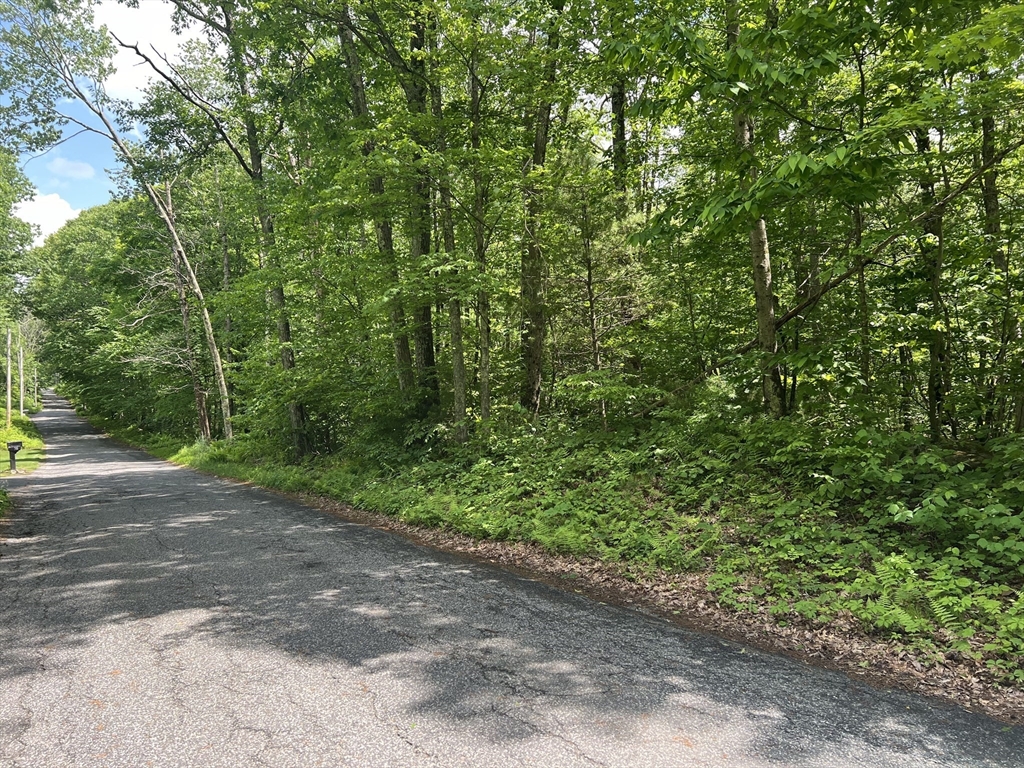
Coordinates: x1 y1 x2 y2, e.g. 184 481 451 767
220 5 308 455
214 167 235 417
916 130 945 440
582 204 607 429
520 1 564 415
431 78 468 442
853 205 871 391
978 105 1019 432
339 12 415 392
172 248 212 442
404 10 439 405
611 78 628 196
470 49 492 432
728 3 785 418
158 183 232 441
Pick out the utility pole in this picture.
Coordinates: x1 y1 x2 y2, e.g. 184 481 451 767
6 328 11 428
18 342 24 416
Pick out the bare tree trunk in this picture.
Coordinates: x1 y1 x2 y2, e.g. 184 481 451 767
978 104 1019 432
213 166 235 417
217 5 309 454
854 206 871 391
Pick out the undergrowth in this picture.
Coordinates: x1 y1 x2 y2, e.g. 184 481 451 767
88 395 1024 686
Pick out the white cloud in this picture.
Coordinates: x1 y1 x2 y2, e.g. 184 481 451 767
14 193 82 247
46 156 96 180
93 0 203 102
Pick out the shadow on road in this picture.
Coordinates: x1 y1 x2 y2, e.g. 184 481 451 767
2 393 1021 766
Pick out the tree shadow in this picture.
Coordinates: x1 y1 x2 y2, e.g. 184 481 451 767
2 394 1021 766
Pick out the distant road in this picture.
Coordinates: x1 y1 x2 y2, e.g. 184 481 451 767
1 393 1021 767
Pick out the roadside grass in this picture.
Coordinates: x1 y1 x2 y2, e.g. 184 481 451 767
0 412 47 516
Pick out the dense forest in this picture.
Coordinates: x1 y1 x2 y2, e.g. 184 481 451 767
2 0 1024 685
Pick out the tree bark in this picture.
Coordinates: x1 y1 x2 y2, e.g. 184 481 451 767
431 76 468 442
339 11 415 392
214 166 235 418
853 205 871 391
407 14 439 404
159 182 231 441
212 3 309 455
171 244 212 442
728 2 785 418
520 0 564 415
978 104 1020 432
916 130 946 439
470 48 492 432
611 78 628 195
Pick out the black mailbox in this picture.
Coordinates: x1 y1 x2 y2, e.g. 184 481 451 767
7 441 22 472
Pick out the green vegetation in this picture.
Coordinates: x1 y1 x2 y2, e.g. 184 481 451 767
0 411 46 514
0 412 44 474
1 0 1023 684
94 394 1024 684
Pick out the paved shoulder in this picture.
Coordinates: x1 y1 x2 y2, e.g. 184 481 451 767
1 395 1022 767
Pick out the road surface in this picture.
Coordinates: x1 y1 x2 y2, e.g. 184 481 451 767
1 394 1022 767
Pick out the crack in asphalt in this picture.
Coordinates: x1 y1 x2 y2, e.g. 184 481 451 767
1 394 1023 767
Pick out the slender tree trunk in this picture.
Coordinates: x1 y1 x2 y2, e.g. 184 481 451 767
916 130 946 440
214 166 235 417
979 105 1019 432
520 0 564 415
853 206 871 391
431 78 468 441
470 52 491 432
159 183 232 441
582 205 607 429
222 6 309 455
728 3 784 418
407 14 439 404
900 344 915 431
521 124 548 416
172 251 212 442
339 12 415 392
611 78 628 197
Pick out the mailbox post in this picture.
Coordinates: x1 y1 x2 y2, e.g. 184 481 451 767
7 441 22 473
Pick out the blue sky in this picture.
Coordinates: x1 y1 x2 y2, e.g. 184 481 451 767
14 0 197 245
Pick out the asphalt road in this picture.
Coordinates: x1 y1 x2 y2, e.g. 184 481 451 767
1 394 1022 768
